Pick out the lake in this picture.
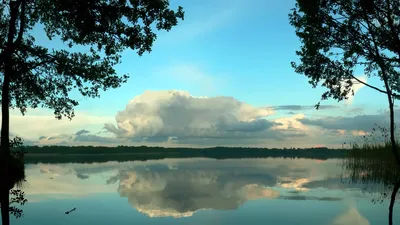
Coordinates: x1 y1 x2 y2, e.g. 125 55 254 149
10 158 400 225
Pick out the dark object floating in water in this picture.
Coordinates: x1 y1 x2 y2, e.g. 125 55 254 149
65 207 76 215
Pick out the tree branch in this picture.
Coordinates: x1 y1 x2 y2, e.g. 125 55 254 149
349 74 399 98
385 0 400 67
331 11 400 66
25 58 57 72
9 200 17 205
13 0 26 49
0 0 22 64
6 0 22 46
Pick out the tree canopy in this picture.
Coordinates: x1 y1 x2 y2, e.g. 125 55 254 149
0 1 184 224
289 1 400 224
0 0 184 119
289 0 400 107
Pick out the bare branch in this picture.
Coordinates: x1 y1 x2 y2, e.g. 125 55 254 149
349 74 399 98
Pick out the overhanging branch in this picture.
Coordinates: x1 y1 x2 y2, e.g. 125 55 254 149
350 75 400 99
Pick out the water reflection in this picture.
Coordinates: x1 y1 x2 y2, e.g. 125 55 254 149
16 158 400 224
341 157 400 192
341 156 400 225
108 165 281 217
332 208 370 225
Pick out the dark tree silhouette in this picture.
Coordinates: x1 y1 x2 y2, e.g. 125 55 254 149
7 137 25 191
5 189 27 219
0 137 27 220
289 2 400 223
18 145 347 164
0 1 184 224
289 0 400 165
390 180 400 225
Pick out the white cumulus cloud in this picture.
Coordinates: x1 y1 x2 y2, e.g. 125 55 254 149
104 90 296 145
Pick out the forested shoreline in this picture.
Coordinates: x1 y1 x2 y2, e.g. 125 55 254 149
16 145 348 163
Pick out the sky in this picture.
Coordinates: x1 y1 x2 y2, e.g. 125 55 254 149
7 0 399 148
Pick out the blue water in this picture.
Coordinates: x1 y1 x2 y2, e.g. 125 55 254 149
8 158 400 225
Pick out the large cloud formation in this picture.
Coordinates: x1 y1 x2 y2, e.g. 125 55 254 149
10 90 394 147
104 90 305 145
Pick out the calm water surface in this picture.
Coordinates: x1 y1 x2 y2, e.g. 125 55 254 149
11 158 400 225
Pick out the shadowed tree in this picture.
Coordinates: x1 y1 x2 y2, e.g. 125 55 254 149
289 0 400 163
0 1 184 224
6 137 25 191
289 1 400 224
0 189 27 220
0 136 27 220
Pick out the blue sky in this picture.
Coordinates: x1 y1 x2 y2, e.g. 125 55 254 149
9 0 398 148
69 0 386 115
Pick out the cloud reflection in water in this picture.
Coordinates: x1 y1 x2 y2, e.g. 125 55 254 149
22 158 375 222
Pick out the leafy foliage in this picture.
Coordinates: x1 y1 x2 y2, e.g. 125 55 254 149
10 136 25 161
289 0 400 108
0 137 26 219
8 189 27 219
0 0 184 119
0 1 183 224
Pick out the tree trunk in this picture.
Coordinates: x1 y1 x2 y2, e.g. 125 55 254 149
384 81 400 225
0 69 11 225
0 191 9 225
389 179 400 225
388 98 400 225
388 95 400 166
1 1 21 224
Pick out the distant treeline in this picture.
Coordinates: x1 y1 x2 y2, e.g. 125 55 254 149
14 145 349 164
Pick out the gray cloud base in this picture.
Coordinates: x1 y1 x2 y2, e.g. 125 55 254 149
298 110 400 131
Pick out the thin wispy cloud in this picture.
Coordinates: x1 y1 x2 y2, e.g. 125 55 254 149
298 110 396 132
155 64 219 94
274 105 340 111
3 108 114 141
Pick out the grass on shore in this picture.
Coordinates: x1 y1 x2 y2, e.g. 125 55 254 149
347 141 400 160
342 140 400 199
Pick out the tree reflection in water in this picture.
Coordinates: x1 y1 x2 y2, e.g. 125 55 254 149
341 154 400 225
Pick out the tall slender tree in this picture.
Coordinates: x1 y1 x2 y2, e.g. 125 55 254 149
289 0 399 224
0 1 184 224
